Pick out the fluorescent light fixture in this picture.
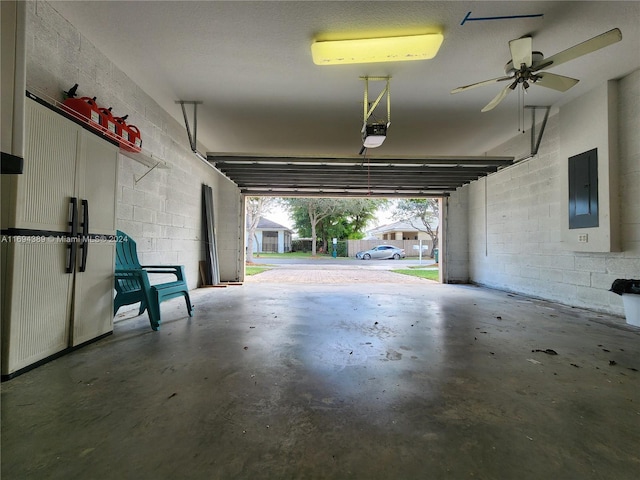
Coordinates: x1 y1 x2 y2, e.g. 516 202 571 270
311 33 443 65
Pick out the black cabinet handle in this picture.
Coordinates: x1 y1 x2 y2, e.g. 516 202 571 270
79 199 89 272
66 197 78 273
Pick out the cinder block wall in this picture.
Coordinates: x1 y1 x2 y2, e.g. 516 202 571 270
442 190 469 283
451 69 640 316
24 1 243 287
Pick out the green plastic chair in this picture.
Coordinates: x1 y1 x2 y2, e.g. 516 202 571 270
114 230 192 330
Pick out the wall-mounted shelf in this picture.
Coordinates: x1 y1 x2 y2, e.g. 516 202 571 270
26 89 170 174
119 146 169 171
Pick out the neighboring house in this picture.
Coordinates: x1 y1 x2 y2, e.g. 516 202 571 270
367 218 438 241
350 218 439 258
247 218 293 253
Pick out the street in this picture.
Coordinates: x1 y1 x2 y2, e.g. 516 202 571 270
250 255 437 269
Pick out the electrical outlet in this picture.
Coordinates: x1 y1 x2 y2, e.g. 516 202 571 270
578 233 589 243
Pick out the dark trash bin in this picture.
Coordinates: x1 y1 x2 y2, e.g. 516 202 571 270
610 279 640 295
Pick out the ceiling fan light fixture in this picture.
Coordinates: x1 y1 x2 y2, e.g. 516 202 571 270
311 33 443 65
453 28 622 112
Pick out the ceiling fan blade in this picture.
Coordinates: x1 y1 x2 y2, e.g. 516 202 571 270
535 72 579 92
509 36 532 68
534 28 622 71
481 84 513 112
451 76 512 94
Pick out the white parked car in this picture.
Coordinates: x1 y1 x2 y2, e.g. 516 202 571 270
355 245 406 260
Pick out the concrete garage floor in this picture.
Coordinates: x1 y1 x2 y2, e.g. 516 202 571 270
2 269 639 480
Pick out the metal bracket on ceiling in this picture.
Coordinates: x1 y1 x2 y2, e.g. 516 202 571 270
176 100 207 161
525 105 551 157
361 76 391 131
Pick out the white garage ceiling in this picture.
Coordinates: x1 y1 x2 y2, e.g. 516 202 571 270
50 1 640 194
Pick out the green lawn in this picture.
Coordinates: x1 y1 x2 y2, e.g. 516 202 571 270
245 266 272 275
252 252 319 258
391 268 439 281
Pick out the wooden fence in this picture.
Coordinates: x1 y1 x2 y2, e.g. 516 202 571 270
347 239 434 258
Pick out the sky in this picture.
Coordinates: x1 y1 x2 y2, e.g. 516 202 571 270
263 201 396 232
264 204 294 229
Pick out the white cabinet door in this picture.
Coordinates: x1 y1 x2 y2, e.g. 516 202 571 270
1 100 78 376
76 131 118 235
71 129 118 346
1 240 74 374
71 240 115 345
16 99 78 233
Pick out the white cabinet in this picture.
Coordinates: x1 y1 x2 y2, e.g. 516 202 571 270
1 96 119 378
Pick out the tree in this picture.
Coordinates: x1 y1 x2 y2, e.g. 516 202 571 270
245 197 277 263
284 198 341 255
342 197 387 236
393 199 440 257
284 198 386 255
317 198 387 246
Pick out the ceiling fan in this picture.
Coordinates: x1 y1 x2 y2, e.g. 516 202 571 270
451 28 622 112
